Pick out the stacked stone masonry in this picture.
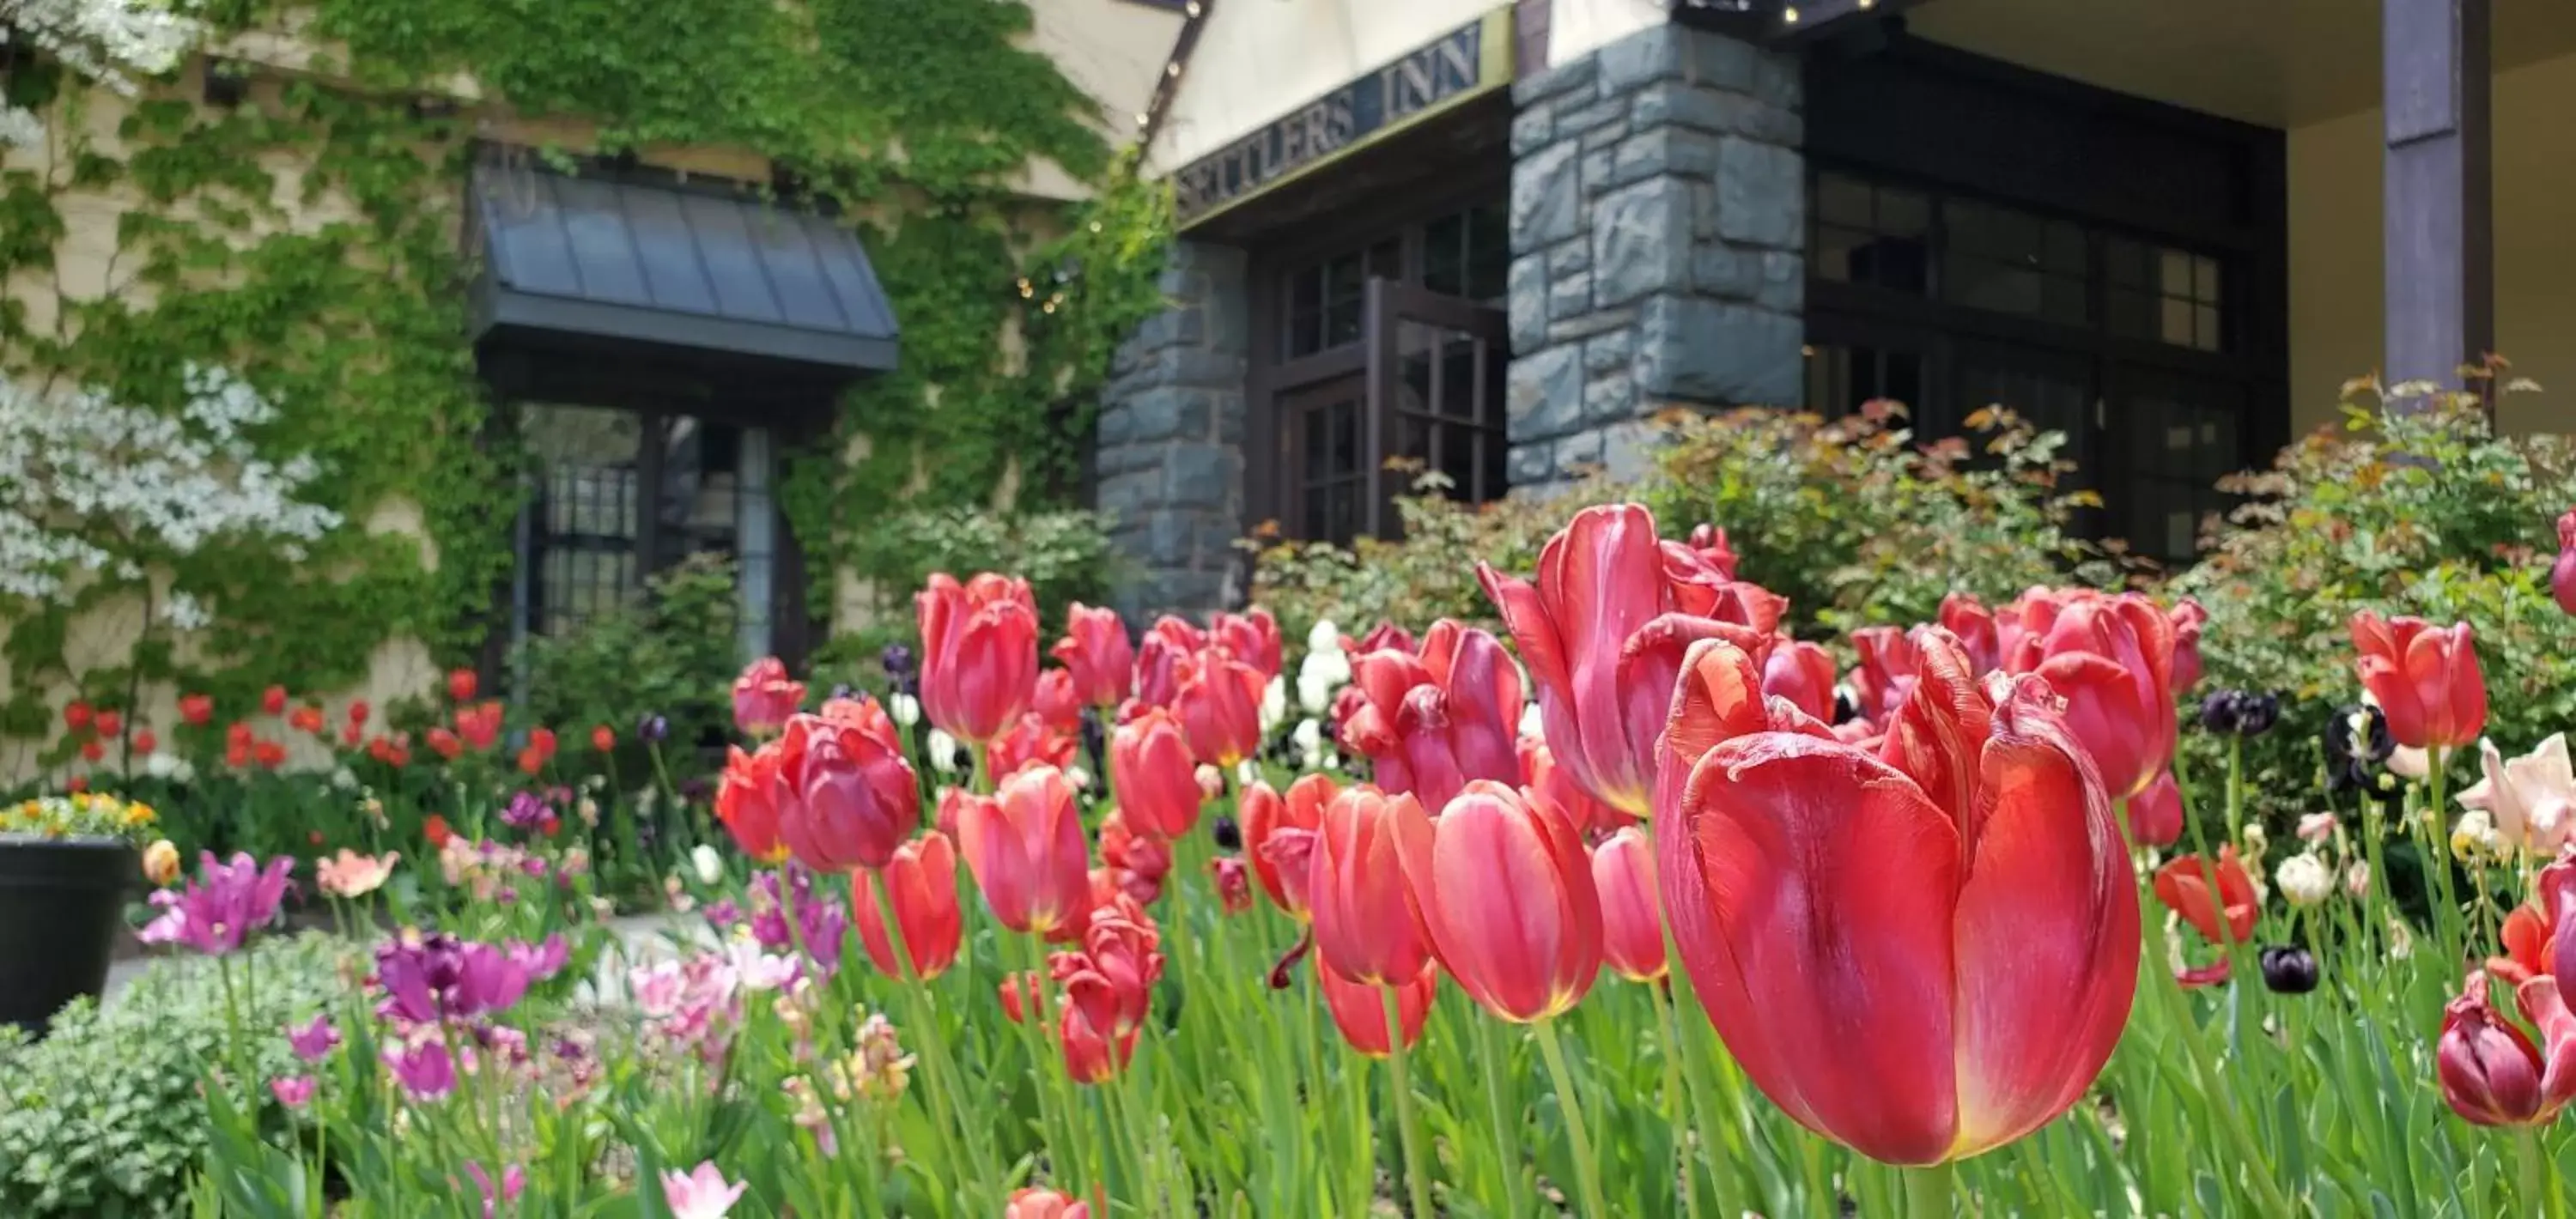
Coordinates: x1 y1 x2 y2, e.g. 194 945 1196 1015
1505 22 1807 491
1092 241 1250 621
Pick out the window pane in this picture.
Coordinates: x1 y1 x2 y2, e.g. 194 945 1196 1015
1815 226 1864 282
2194 255 2221 300
1818 173 1874 227
2105 237 2148 288
1288 268 1323 356
2044 221 2087 275
1324 253 1364 347
1465 202 1510 301
2158 248 2193 297
1879 188 1930 237
1423 212 1466 297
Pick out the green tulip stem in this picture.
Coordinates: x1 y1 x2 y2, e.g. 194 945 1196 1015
1902 1161 1955 1219
1379 986 1436 1219
1533 1016 1610 1219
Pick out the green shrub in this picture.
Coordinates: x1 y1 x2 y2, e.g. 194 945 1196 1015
2174 378 2576 820
0 934 354 1217
818 506 1124 682
518 552 744 751
1644 404 2133 634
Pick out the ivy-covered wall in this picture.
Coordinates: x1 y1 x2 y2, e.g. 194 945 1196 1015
0 0 1168 776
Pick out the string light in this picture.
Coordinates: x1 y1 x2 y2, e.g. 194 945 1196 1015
1783 6 1801 23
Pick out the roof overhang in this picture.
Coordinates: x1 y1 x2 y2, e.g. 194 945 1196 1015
467 160 900 375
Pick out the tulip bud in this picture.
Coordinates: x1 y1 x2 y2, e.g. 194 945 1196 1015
2436 972 2563 1125
1590 827 1667 983
854 831 963 981
1211 857 1253 914
1212 815 1242 851
2274 852 2334 907
637 713 669 743
1394 781 1601 1022
2555 510 2576 616
2257 945 2319 994
1316 958 1435 1058
2198 689 2281 737
2123 770 2184 848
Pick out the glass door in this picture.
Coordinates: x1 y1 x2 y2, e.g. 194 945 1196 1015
1367 277 1509 532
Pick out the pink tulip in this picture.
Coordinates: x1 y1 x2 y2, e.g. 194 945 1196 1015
1110 707 1203 840
1316 955 1436 1058
1309 785 1436 987
956 764 1094 936
2126 769 2185 847
854 831 963 980
1212 609 1285 681
2556 512 2576 616
2002 589 2179 802
1760 638 1838 723
1054 602 1137 710
1394 781 1601 1022
1591 826 1667 982
731 656 806 737
1339 620 1524 813
917 573 1040 743
1174 648 1267 768
772 713 920 873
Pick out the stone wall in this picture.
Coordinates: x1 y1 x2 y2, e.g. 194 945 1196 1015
1093 241 1251 620
1504 21 1807 492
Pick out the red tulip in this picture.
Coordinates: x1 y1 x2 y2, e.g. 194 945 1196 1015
1760 638 1838 723
1592 826 1666 982
456 701 503 751
918 573 1040 743
1054 603 1136 709
92 709 122 738
63 700 93 731
2126 769 2185 848
2351 610 2488 750
2152 847 2257 986
340 724 364 748
1033 670 1084 734
1212 609 1284 681
1521 734 1631 837
1316 956 1436 1058
426 727 462 761
262 685 288 716
1212 857 1253 913
445 669 477 703
1346 622 1417 657
515 745 544 775
252 739 286 769
999 970 1045 1024
1684 523 1739 579
591 725 615 753
1055 910 1163 1077
1847 626 1917 726
2437 970 2576 1126
1097 811 1172 903
819 693 896 737
133 729 157 755
771 711 921 873
1310 785 1436 988
2169 598 2208 694
1339 621 1524 812
1060 1001 1140 1083
1006 1187 1092 1219
528 725 556 761
1244 775 1327 919
289 706 324 735
2002 589 2179 802
64 774 87 793
2556 512 2576 616
178 694 214 726
1394 780 1600 1022
1656 628 2138 1165
957 763 1094 935
79 738 104 762
991 713 1078 779
1133 617 1201 709
717 744 791 863
1174 648 1265 768
1110 707 1202 840
423 815 453 849
1479 503 1773 819
1936 593 2001 674
731 656 805 737
855 830 963 979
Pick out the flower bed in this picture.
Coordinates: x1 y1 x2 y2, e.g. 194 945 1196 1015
62 484 2573 1218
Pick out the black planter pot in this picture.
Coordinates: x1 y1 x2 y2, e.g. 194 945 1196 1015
0 837 137 1035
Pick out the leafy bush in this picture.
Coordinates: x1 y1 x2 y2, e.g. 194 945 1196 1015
2175 377 2576 817
519 552 744 753
820 506 1124 681
1645 404 2133 634
0 934 354 1216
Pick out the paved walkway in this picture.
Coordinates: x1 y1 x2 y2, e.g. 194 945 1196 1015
100 911 714 1009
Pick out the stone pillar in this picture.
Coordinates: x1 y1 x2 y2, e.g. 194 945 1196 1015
1504 21 1805 492
1093 241 1250 621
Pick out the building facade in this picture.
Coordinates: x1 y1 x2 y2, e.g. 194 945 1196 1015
1100 0 2551 616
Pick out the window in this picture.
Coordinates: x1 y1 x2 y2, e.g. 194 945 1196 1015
1942 198 2088 324
2107 238 2226 352
1814 172 1931 294
1280 202 1509 359
514 403 778 658
1803 343 1926 419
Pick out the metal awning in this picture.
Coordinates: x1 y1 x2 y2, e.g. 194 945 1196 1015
467 163 899 373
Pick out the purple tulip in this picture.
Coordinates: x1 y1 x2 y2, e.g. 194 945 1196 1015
137 852 295 956
374 932 533 1023
507 934 569 982
286 1014 340 1062
383 1040 457 1100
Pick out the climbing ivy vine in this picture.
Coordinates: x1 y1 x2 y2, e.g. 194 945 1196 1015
0 0 1169 742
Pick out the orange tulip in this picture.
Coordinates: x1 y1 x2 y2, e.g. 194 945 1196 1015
854 831 963 980
591 725 615 753
1591 826 1666 982
1110 707 1202 840
716 744 790 863
1242 775 1327 919
2490 856 2576 984
2350 610 2488 750
1658 629 2137 1165
917 573 1040 743
1316 956 1436 1058
1309 785 1435 988
957 763 1094 935
1394 780 1600 1022
2153 847 2257 986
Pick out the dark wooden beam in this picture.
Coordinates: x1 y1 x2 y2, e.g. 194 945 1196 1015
2382 0 2493 403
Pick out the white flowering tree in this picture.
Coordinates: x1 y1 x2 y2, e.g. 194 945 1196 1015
0 0 200 149
0 367 341 640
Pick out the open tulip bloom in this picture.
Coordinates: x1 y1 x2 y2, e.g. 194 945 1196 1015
1656 629 2139 1165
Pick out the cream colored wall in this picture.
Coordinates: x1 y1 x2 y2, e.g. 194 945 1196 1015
1548 0 1667 65
2287 49 2576 440
1147 0 1514 173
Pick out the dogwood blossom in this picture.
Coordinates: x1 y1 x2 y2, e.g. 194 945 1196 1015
0 368 341 616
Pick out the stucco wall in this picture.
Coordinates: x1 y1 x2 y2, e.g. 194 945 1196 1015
2286 52 2576 440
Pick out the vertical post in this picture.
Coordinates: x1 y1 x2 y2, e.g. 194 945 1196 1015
2382 0 2493 406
